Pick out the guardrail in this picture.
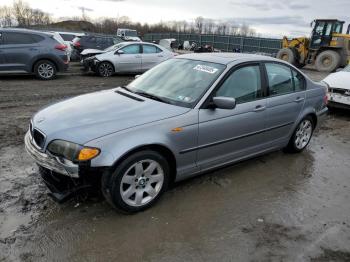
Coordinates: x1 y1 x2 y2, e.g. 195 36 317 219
143 33 282 55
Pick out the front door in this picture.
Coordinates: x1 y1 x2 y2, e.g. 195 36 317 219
114 44 142 73
197 63 268 170
264 62 306 143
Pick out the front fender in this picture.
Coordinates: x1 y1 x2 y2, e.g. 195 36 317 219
85 111 199 175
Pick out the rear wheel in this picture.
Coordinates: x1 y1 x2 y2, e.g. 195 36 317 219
34 60 57 80
277 48 297 66
102 150 170 213
97 62 114 77
315 50 340 72
285 116 314 153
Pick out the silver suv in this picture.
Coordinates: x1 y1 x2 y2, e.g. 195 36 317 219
0 28 69 80
25 53 328 213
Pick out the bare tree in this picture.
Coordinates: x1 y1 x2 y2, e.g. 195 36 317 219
195 16 204 34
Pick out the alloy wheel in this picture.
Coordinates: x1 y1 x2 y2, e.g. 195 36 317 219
99 63 113 77
294 119 313 150
120 159 164 207
38 63 54 79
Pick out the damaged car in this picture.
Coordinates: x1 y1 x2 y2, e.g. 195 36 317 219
323 64 350 109
84 42 175 76
25 53 328 213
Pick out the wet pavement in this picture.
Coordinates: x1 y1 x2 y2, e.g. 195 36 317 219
0 66 350 261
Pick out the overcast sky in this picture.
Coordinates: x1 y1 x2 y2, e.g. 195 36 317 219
1 0 349 37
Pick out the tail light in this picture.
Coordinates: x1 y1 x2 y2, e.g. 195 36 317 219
323 94 328 105
55 44 67 51
73 41 81 48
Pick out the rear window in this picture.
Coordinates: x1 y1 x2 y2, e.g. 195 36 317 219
3 32 44 44
60 34 75 41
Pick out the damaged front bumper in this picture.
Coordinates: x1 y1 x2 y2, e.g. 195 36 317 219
25 131 105 202
24 131 79 178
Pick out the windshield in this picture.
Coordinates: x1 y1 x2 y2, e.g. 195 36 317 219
127 59 226 108
125 30 138 37
343 65 350 72
105 43 126 52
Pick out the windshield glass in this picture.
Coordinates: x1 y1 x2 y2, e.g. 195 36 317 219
105 43 126 51
128 59 226 108
125 30 138 37
343 65 350 72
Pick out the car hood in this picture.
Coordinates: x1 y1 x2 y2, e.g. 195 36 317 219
32 88 190 146
323 72 350 90
81 48 104 56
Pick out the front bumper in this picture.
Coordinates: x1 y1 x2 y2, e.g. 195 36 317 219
24 131 79 178
327 92 350 108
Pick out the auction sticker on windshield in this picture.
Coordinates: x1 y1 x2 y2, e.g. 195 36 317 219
193 65 219 74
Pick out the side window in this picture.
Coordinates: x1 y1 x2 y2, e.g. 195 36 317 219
143 45 157 54
292 70 305 92
3 32 38 44
121 44 140 54
156 47 163 53
216 65 262 104
266 63 294 96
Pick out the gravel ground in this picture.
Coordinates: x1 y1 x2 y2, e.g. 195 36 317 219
0 64 349 261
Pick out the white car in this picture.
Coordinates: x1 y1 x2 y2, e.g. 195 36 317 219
323 65 350 109
85 42 176 77
46 32 72 61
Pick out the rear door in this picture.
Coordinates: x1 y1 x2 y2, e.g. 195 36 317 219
197 63 268 170
141 44 165 71
1 32 41 71
0 32 5 69
114 44 142 73
264 62 306 143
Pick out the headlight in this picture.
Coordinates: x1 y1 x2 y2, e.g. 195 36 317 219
47 140 100 162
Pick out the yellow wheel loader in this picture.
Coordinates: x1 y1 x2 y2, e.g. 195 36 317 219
277 19 350 72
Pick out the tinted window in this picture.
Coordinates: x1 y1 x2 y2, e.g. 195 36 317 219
292 70 305 91
121 44 140 54
60 34 75 41
216 65 262 104
3 32 43 44
143 45 158 54
266 63 294 96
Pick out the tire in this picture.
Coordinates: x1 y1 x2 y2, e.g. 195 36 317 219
101 150 170 213
34 60 57 80
97 61 114 77
277 48 296 66
315 50 341 72
285 116 314 153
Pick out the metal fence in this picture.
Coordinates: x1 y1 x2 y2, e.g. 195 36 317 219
143 33 282 55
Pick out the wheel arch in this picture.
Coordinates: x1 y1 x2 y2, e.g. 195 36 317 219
97 60 116 72
110 144 177 185
32 58 58 73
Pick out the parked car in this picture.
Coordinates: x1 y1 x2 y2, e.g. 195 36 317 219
25 53 328 212
80 42 125 60
57 32 86 61
71 34 122 61
46 31 72 61
84 42 176 76
116 28 141 42
322 65 350 109
0 28 69 80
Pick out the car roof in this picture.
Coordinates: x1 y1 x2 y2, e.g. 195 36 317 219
0 28 49 36
175 53 277 65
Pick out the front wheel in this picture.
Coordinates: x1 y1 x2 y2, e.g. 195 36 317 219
102 150 170 213
285 116 314 153
97 62 114 77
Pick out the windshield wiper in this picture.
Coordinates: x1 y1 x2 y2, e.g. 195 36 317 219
120 86 134 93
134 91 171 104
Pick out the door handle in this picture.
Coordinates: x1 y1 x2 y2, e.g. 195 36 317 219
157 55 163 57
135 55 141 58
253 105 266 112
294 97 305 103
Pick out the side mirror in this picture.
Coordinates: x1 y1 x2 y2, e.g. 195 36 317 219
115 50 124 55
336 68 343 72
135 75 141 79
211 97 236 110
